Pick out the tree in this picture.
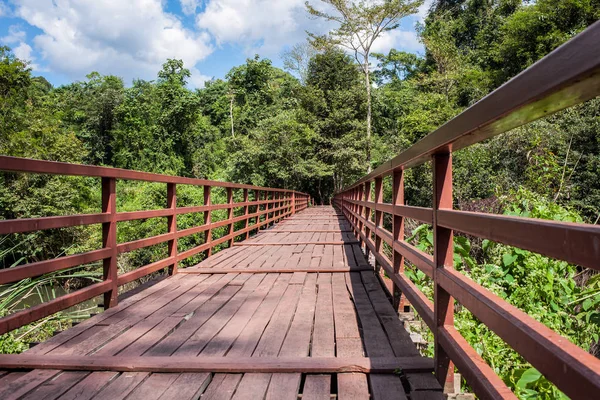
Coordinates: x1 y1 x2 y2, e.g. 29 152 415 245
281 42 318 84
305 0 423 171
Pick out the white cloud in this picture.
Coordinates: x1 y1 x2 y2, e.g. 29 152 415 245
1 24 42 70
1 25 26 44
0 1 10 17
188 67 211 88
196 0 329 56
179 0 200 16
417 0 433 22
371 29 423 55
12 0 213 85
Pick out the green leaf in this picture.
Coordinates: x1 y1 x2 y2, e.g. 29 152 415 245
582 298 594 311
516 368 541 389
502 253 518 267
482 239 491 252
504 274 514 284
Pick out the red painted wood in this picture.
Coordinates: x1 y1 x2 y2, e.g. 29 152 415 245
102 177 118 309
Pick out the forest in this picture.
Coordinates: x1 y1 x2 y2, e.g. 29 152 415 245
1 0 599 398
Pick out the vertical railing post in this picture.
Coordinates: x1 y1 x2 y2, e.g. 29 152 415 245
374 177 383 273
243 189 250 240
227 187 234 247
254 190 259 232
274 192 279 222
392 170 404 311
203 185 212 258
357 184 364 244
292 192 296 215
258 191 265 230
363 181 372 260
102 177 118 309
433 153 455 393
270 190 275 225
167 182 177 275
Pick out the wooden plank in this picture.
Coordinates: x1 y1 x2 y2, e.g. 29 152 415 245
145 278 243 356
233 276 303 399
0 355 433 374
266 273 318 400
58 371 118 400
231 373 271 400
20 371 89 400
201 274 279 357
370 374 408 400
344 273 403 399
227 274 292 357
332 273 369 399
302 375 331 400
88 372 147 400
156 372 211 399
233 241 359 246
312 273 334 357
125 373 179 400
201 374 242 400
173 273 266 356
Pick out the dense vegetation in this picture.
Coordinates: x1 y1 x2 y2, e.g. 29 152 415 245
1 0 599 398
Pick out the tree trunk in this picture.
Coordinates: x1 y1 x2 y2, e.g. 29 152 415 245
364 57 372 173
230 96 235 138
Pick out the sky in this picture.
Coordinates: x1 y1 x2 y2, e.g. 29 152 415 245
0 0 430 89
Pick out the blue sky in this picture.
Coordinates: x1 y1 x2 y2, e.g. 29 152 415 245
0 0 428 88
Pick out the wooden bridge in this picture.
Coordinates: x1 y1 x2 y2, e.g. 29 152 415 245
1 20 600 400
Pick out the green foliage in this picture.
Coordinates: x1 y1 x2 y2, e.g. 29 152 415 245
406 190 599 398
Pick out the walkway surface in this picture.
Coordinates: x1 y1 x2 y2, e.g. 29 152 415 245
0 207 441 400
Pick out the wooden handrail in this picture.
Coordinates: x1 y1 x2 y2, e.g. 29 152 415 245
334 21 600 400
0 157 310 335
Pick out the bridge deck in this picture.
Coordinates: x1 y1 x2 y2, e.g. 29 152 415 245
0 207 440 400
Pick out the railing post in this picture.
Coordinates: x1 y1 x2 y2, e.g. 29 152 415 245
243 189 250 239
270 190 275 225
167 183 177 275
227 187 234 247
392 170 404 311
102 177 118 309
363 181 372 260
433 153 455 393
357 184 364 244
374 177 383 273
258 191 265 230
254 190 260 232
291 192 296 215
274 192 279 222
204 185 212 258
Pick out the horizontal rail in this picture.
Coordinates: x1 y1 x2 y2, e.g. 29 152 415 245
438 209 600 271
438 326 516 400
0 213 109 235
0 156 310 334
0 281 111 335
0 248 111 285
0 156 304 194
0 355 434 374
437 267 600 397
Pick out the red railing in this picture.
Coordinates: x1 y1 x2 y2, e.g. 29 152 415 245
0 156 309 335
334 21 600 399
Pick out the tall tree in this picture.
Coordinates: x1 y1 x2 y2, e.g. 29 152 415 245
305 0 423 171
